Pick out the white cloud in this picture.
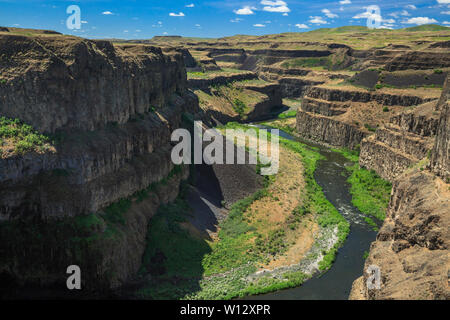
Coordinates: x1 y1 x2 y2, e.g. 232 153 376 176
404 17 438 24
443 21 450 24
322 9 338 18
437 0 450 4
169 12 185 17
309 16 328 24
263 5 290 13
295 24 309 29
441 11 450 14
261 0 290 13
230 18 243 23
102 11 114 15
81 20 88 24
406 5 417 10
261 0 286 5
339 0 351 4
186 4 195 7
253 24 266 27
234 6 256 15
283 13 289 16
401 10 411 16
353 11 378 19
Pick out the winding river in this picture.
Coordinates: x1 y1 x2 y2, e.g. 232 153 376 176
244 125 379 300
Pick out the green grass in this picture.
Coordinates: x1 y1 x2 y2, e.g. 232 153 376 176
278 110 297 119
333 148 392 226
0 117 52 155
233 98 247 118
402 24 450 32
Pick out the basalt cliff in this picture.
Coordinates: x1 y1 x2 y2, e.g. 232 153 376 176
350 77 449 300
0 33 199 293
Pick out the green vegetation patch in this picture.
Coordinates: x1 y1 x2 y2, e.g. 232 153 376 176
278 110 297 119
334 148 392 226
0 117 53 156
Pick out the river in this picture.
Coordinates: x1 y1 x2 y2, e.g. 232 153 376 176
244 125 378 300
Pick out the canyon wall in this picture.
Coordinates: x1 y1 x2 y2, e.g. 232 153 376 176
350 77 450 300
0 34 199 292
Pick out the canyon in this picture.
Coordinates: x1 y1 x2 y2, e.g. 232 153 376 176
0 25 449 300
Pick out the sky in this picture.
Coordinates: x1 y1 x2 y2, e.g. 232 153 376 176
0 0 449 39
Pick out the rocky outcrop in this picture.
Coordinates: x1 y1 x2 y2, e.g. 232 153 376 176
188 72 257 89
359 77 448 182
430 77 450 181
359 105 438 182
390 102 440 137
349 170 449 300
306 86 433 106
0 35 188 133
301 97 349 116
296 110 366 149
385 51 450 71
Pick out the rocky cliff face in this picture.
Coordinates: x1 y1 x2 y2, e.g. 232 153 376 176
350 77 450 300
296 110 366 149
430 77 449 181
349 170 449 300
0 35 187 133
0 34 199 292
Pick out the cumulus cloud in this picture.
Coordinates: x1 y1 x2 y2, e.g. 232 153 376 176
261 0 290 13
234 6 256 15
186 4 195 7
404 17 438 24
406 5 417 10
253 23 266 27
441 11 450 14
169 12 185 17
102 11 114 15
295 24 309 29
443 21 450 24
322 9 338 18
309 16 328 24
437 0 450 4
340 0 351 4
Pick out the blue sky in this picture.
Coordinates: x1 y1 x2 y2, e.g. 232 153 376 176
0 0 449 39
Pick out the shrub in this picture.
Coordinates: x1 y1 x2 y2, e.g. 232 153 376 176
0 117 51 155
383 107 389 112
434 69 443 74
233 99 247 117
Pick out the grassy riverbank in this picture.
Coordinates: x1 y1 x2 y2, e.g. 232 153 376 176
260 117 391 229
333 148 392 229
133 123 349 300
